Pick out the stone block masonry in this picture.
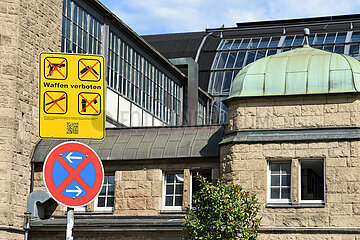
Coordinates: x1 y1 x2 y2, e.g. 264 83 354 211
0 0 62 238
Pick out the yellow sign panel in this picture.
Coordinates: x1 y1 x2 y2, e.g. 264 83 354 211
39 52 105 140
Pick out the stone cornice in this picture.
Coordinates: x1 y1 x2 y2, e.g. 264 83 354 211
220 127 360 145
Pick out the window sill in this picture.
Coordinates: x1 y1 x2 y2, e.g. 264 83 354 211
160 210 185 214
266 203 325 208
74 211 114 215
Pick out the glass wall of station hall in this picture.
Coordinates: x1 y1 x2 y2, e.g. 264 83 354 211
209 30 360 124
61 0 182 126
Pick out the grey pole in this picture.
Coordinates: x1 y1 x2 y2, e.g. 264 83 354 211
66 207 74 240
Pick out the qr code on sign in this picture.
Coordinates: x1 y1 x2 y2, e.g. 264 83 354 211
67 122 79 134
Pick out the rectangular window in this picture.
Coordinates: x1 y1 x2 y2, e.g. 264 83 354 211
94 175 115 211
163 173 184 210
300 160 324 203
268 162 291 203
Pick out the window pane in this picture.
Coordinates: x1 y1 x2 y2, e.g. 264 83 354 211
225 52 237 69
270 164 280 174
281 175 291 186
270 187 280 199
351 31 360 42
175 174 184 183
350 45 360 59
166 184 174 194
293 36 304 46
266 50 276 57
281 188 290 199
165 196 173 206
166 174 175 183
175 196 183 206
245 51 256 65
175 185 183 194
255 50 266 60
231 39 242 49
222 72 232 93
335 32 346 43
212 72 223 93
271 175 280 186
100 186 106 195
249 38 260 49
98 197 105 207
217 52 229 69
301 160 324 201
258 37 270 48
108 185 115 195
269 37 280 48
283 36 294 47
334 45 344 54
222 39 233 50
239 39 250 49
323 46 333 51
107 197 114 207
281 164 291 175
234 52 246 68
325 33 336 44
315 33 325 45
108 175 115 185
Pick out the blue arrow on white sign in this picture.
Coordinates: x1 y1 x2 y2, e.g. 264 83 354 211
60 151 86 168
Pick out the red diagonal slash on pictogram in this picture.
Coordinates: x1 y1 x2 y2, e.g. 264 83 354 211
54 156 92 195
80 60 99 79
46 59 66 78
46 92 66 112
80 94 99 113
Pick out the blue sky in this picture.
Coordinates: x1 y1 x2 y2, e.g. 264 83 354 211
99 0 360 35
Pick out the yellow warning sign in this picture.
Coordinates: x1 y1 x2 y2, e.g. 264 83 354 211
44 57 68 80
78 59 101 81
44 91 67 114
39 52 104 140
78 92 101 115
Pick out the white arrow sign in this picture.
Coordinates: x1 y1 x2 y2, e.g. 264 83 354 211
66 186 82 197
65 152 83 163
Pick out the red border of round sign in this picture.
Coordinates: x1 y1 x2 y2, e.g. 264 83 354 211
43 141 104 207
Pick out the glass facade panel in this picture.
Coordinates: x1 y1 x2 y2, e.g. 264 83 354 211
209 30 351 124
62 0 182 126
61 0 102 54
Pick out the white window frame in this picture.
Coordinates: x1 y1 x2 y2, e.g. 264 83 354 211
94 175 115 212
299 160 325 204
267 161 292 204
162 172 184 211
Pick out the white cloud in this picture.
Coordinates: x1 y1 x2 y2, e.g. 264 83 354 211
99 0 360 35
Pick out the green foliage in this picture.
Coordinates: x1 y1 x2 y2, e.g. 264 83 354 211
183 175 261 240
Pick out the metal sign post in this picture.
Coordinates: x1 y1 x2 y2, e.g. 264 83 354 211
66 208 74 240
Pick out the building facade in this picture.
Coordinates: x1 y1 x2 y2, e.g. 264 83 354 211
144 14 360 124
3 0 360 238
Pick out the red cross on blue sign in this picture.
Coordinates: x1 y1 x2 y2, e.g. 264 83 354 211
43 141 104 207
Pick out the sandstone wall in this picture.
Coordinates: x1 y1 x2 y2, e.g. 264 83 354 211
227 94 360 131
33 158 219 216
0 0 62 238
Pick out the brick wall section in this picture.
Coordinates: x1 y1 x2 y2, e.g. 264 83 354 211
227 94 360 131
0 0 62 237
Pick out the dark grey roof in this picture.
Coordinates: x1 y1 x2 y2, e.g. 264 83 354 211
143 32 220 91
32 125 225 163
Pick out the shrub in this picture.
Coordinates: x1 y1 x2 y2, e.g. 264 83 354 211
183 175 261 239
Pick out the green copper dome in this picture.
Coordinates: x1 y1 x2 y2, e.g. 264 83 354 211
227 45 360 100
